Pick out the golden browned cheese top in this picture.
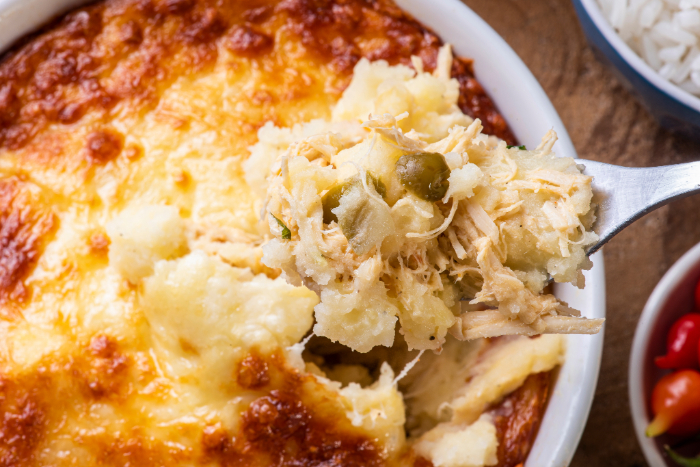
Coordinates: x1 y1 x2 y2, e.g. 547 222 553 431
0 0 520 466
0 0 514 153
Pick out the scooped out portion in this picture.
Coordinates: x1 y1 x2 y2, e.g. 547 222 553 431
256 46 604 353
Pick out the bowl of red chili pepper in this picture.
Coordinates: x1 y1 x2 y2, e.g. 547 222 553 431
630 241 700 466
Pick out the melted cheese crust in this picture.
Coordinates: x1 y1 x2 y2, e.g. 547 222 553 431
0 0 527 465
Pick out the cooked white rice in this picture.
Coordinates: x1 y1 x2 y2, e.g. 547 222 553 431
597 0 700 95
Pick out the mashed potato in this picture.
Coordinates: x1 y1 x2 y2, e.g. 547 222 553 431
260 46 604 353
105 203 565 467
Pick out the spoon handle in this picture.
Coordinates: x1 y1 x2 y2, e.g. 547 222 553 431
576 159 700 255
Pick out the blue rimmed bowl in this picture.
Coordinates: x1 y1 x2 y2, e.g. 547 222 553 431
573 0 700 139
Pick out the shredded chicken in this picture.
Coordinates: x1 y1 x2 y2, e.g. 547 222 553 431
257 49 603 353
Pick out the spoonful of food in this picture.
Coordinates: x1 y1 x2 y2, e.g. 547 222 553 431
261 109 699 351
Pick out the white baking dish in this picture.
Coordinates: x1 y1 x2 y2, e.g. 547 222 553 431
0 0 606 465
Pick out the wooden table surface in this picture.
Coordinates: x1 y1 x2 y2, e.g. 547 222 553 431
460 0 700 465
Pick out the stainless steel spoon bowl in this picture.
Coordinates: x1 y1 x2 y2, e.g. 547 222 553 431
577 159 700 255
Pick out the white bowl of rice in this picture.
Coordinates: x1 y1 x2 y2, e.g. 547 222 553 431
573 0 700 137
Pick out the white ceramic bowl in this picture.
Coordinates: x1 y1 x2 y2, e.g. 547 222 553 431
0 0 607 465
630 242 700 467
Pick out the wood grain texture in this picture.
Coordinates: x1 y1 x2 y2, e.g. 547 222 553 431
461 0 700 465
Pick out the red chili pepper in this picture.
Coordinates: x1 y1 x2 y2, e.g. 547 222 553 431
647 369 700 437
655 314 700 369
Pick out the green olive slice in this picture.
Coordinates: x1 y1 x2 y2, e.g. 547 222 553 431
368 172 387 199
322 172 386 225
395 152 450 202
322 183 345 225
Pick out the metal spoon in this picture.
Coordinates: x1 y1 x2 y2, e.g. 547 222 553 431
576 159 700 255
